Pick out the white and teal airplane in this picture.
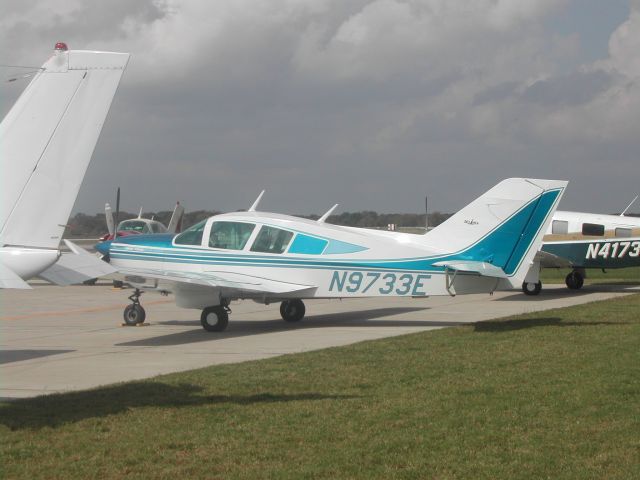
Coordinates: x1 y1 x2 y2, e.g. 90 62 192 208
522 208 640 294
0 43 129 288
97 178 567 331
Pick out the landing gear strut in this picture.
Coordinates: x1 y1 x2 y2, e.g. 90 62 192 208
201 305 230 332
522 281 542 296
123 288 146 325
280 299 306 322
565 270 584 290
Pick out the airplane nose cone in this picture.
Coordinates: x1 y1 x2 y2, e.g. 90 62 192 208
95 240 112 256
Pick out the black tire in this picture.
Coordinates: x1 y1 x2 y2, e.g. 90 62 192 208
522 281 542 296
83 278 97 286
123 304 146 325
280 299 306 322
113 280 124 289
565 271 584 290
200 306 229 332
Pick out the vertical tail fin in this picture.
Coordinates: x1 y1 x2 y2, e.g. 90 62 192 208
426 178 567 287
0 44 129 248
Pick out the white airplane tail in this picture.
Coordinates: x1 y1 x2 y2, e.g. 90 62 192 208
425 178 567 289
0 44 130 249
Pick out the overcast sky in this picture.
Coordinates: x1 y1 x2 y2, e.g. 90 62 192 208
1 0 638 216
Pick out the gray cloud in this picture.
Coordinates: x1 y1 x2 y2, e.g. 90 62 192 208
1 0 639 217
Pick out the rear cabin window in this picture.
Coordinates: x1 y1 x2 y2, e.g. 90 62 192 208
288 234 328 255
250 226 294 254
615 227 632 238
174 220 207 246
209 221 255 250
551 220 568 235
582 223 605 236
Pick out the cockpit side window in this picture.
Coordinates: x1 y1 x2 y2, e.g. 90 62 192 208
174 220 207 246
209 222 255 250
250 226 294 254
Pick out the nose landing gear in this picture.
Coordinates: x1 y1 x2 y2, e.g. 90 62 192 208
123 288 146 325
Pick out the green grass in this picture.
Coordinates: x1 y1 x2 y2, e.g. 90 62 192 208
541 266 640 285
2 295 640 479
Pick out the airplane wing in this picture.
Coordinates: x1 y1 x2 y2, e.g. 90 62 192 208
0 262 32 289
116 266 317 295
432 260 507 278
38 240 116 286
535 250 573 268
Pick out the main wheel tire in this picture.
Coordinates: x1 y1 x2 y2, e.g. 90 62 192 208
565 271 584 290
280 299 306 322
522 281 542 296
123 304 146 325
200 306 229 332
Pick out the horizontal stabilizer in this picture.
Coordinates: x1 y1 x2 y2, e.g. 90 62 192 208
432 260 507 278
39 241 116 285
0 263 32 289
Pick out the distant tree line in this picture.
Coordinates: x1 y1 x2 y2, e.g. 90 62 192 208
65 209 453 238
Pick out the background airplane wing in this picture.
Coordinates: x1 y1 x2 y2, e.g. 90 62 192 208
38 241 116 286
0 262 32 289
535 250 573 268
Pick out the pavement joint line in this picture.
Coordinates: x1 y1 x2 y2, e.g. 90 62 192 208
0 299 173 321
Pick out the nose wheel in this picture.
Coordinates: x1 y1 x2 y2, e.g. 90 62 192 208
123 288 146 325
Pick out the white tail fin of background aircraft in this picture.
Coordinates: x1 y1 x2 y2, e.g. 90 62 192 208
0 43 129 287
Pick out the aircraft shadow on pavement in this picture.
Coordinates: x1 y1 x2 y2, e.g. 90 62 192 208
116 307 465 347
496 284 638 302
0 382 356 430
0 349 74 365
474 317 629 332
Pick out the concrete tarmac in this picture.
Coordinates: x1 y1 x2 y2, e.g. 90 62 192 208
1 281 637 399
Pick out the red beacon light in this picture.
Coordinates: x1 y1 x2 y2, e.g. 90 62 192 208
54 42 68 51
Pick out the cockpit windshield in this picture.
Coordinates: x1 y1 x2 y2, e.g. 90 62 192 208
174 220 207 246
118 220 148 234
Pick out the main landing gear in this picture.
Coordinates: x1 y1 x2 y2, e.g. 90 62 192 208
280 299 306 322
198 299 307 332
123 288 146 325
201 305 230 332
565 270 584 290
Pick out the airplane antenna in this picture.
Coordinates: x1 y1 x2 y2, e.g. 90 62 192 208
318 204 339 223
114 187 121 239
425 196 429 231
248 190 265 212
620 194 638 216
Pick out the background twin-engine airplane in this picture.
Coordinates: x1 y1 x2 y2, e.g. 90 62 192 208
96 178 567 331
0 43 129 288
525 205 640 295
